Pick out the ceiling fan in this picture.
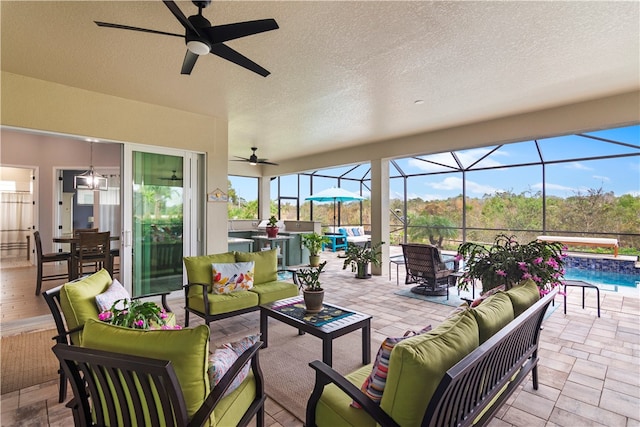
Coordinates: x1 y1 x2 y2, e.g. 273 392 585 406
232 147 278 165
95 0 278 77
160 170 183 182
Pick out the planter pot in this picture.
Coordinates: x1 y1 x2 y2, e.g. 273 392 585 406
266 226 278 238
309 255 321 267
355 262 371 279
303 289 324 313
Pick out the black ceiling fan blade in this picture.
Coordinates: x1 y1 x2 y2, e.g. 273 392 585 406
203 19 279 43
259 160 279 165
232 156 251 161
95 21 183 38
162 0 201 36
210 44 270 77
181 50 199 75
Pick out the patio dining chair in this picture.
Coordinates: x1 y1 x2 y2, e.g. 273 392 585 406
401 243 456 298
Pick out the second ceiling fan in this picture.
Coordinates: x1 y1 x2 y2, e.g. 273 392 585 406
95 0 278 77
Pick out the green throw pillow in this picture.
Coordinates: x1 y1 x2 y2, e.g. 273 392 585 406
82 319 211 424
505 279 540 316
380 309 479 426
235 250 278 285
471 292 514 344
59 268 113 345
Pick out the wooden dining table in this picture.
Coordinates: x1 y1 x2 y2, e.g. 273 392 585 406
52 233 119 280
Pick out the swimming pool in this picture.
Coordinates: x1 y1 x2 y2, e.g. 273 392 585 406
564 267 639 289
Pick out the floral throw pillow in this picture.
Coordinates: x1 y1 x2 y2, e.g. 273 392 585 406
208 334 260 397
352 325 432 408
211 262 255 294
95 279 130 312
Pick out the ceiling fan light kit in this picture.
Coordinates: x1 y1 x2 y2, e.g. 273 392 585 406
95 0 278 76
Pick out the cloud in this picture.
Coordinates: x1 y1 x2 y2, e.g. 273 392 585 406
565 162 593 171
427 176 499 195
531 182 578 192
592 175 611 182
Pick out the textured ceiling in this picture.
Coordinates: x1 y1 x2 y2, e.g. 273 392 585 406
2 1 639 164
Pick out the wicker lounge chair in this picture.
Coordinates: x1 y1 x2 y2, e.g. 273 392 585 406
401 243 456 298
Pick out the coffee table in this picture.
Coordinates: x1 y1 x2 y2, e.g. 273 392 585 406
259 296 372 367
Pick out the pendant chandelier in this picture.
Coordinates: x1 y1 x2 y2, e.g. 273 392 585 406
74 142 108 191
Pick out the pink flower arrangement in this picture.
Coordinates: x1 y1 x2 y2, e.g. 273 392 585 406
457 234 566 294
98 299 181 330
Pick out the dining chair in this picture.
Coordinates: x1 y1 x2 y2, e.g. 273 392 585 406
75 231 112 277
72 228 98 237
34 231 72 296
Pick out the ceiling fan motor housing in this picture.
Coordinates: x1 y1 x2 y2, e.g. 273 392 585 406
186 14 211 54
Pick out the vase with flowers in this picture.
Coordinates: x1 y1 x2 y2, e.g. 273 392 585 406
456 233 566 295
98 299 181 330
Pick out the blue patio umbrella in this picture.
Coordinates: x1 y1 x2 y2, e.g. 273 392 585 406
305 187 365 228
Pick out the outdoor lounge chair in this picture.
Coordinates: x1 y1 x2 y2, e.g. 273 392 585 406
401 243 456 298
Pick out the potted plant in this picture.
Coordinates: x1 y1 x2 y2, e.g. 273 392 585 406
342 241 384 279
456 233 566 295
266 215 279 238
301 232 331 267
296 261 327 313
98 299 181 330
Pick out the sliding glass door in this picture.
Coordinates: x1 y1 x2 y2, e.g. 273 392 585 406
122 145 203 297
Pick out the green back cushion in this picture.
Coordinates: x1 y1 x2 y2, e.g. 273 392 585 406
82 319 211 423
380 310 479 426
471 292 514 344
183 252 236 295
235 250 278 285
59 268 112 345
505 279 540 316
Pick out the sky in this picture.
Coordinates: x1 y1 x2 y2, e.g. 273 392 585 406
230 124 640 203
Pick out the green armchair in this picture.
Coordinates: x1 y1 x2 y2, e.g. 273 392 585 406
53 319 266 426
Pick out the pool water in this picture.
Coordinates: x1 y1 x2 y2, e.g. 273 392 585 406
564 267 639 289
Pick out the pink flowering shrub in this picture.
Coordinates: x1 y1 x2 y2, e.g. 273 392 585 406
456 234 566 294
99 299 180 330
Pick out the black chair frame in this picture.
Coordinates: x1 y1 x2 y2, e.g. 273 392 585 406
42 281 172 403
52 341 265 427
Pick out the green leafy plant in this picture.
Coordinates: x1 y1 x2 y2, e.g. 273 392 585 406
342 241 384 272
456 234 566 294
301 232 331 256
296 261 327 291
267 216 278 227
98 299 180 330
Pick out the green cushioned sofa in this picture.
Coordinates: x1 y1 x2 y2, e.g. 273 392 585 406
306 280 558 427
183 249 298 327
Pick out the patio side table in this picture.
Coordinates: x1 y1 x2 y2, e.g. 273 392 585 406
563 280 601 317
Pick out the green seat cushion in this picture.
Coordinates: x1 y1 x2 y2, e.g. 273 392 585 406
249 280 298 305
59 268 112 345
235 250 278 285
82 319 211 423
505 279 540 316
213 370 258 426
380 309 479 427
316 364 377 427
183 252 236 295
188 290 259 315
471 292 514 344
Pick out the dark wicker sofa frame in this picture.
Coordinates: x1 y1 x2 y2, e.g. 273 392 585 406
306 287 558 427
52 341 265 427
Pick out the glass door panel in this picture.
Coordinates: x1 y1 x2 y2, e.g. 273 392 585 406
132 152 184 296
